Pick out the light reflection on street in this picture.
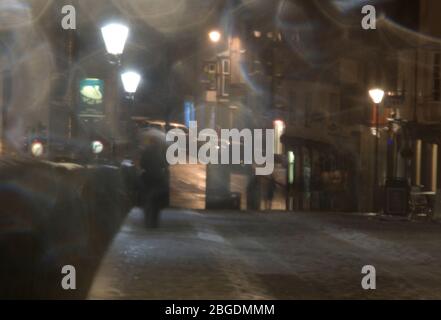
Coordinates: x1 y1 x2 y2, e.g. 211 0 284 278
89 208 441 300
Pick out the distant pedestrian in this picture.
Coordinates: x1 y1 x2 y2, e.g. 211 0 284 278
266 175 277 210
137 132 169 228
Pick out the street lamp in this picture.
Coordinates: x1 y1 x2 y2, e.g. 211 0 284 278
369 88 385 212
121 71 141 98
100 23 130 160
101 23 129 64
91 140 104 155
208 30 221 43
369 88 385 104
31 141 44 158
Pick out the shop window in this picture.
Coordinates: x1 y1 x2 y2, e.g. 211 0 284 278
220 59 230 97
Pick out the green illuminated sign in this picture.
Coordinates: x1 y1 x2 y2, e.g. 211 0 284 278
79 78 104 116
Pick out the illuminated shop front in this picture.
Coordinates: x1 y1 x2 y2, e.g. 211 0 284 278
283 136 357 212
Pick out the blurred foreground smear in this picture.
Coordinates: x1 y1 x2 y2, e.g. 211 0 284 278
1 0 441 300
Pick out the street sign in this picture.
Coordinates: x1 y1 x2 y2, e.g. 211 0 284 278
79 78 104 117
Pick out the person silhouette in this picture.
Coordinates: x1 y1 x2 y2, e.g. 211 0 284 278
266 175 277 210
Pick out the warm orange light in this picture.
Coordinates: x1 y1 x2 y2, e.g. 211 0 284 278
274 120 285 127
369 88 385 104
208 30 221 43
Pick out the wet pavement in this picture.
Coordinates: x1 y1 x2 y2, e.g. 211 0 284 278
169 164 206 210
89 209 441 300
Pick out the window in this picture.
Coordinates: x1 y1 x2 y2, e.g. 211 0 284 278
204 62 217 90
220 59 230 97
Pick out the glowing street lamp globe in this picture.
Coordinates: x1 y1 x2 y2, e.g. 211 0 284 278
208 30 221 43
31 141 44 157
369 88 385 104
121 71 141 94
101 23 129 56
91 141 104 155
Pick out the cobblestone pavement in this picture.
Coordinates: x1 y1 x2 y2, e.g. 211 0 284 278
89 209 441 299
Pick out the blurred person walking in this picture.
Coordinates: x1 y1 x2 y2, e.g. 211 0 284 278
137 129 169 228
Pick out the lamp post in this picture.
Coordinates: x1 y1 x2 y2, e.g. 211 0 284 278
121 71 141 157
100 22 130 160
206 30 222 132
369 88 385 212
